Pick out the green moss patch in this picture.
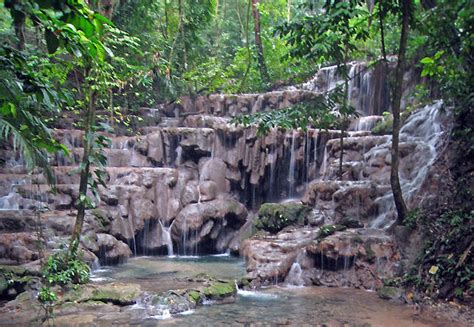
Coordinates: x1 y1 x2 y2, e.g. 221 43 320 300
255 203 312 233
203 281 236 299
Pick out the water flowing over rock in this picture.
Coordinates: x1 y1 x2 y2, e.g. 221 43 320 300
240 101 450 289
0 60 447 297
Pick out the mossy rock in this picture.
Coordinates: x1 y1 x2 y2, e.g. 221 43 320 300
64 283 140 305
0 265 28 276
0 264 40 277
90 283 140 305
152 291 196 314
203 281 236 299
315 224 348 240
377 286 403 300
90 208 111 229
255 203 312 234
187 290 202 304
238 276 252 288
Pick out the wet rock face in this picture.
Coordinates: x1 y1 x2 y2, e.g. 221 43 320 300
241 227 319 286
171 198 247 254
96 233 132 265
241 226 401 290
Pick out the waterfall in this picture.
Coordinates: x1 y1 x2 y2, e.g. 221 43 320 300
288 131 297 198
320 146 328 180
304 132 311 185
370 101 446 228
269 144 277 201
176 145 183 166
313 132 319 177
159 220 174 257
351 116 383 131
285 263 304 287
0 192 20 210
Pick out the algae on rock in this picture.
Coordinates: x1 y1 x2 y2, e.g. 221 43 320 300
255 203 312 233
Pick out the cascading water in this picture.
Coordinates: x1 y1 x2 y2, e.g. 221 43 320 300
159 220 174 257
288 131 297 198
370 101 446 228
285 262 304 287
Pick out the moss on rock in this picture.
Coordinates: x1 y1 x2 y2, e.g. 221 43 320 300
90 283 140 305
62 283 140 305
203 281 236 299
187 290 202 303
255 203 312 233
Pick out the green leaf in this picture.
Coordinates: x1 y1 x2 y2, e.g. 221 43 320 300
93 13 114 27
420 57 434 65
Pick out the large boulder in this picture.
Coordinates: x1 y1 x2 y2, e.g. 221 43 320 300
171 198 247 254
199 158 228 193
95 233 132 265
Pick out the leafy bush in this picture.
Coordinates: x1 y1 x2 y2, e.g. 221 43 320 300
38 286 58 304
404 210 474 300
371 112 393 135
42 250 90 286
404 209 421 230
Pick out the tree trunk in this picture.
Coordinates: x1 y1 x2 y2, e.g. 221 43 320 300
391 0 411 225
251 0 270 84
69 91 96 257
13 13 26 51
339 129 344 179
239 0 253 92
178 0 188 71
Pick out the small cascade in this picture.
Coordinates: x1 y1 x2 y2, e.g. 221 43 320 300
300 61 392 116
288 131 297 198
349 115 383 132
234 281 279 299
132 293 173 320
320 146 329 180
0 192 20 210
313 132 319 177
268 144 277 202
175 145 183 166
159 220 174 257
285 262 304 287
304 132 311 185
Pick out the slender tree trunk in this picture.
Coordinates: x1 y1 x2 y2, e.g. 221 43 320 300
378 0 387 62
69 91 96 257
178 0 188 71
239 0 253 92
391 0 411 225
13 13 26 51
251 0 269 84
339 129 344 179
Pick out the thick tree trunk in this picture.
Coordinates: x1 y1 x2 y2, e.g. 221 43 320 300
251 0 270 84
391 0 411 225
69 91 96 257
